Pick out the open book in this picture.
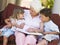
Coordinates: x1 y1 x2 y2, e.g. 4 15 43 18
43 34 58 42
16 28 43 35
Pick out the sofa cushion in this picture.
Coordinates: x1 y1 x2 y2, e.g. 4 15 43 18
50 14 60 30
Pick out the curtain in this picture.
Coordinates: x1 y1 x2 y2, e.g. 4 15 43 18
0 0 7 11
6 0 16 4
0 0 33 11
0 0 16 11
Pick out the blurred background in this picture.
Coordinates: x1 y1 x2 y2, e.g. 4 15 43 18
0 0 60 15
0 0 54 11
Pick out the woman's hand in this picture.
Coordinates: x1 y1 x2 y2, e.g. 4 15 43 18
27 28 37 33
27 28 43 33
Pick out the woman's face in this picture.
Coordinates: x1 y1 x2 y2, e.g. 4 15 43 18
30 7 38 17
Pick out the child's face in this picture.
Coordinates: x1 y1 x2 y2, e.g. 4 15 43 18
17 13 24 19
40 14 49 22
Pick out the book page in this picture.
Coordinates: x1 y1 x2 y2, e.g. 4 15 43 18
16 28 43 35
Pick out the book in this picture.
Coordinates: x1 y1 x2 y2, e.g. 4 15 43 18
16 28 43 35
43 34 58 42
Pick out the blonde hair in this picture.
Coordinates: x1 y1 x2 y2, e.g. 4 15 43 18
10 7 24 19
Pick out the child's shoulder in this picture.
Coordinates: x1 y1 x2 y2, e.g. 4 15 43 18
49 20 58 26
44 20 59 31
44 20 58 27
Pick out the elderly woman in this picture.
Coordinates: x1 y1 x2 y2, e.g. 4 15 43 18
15 0 43 45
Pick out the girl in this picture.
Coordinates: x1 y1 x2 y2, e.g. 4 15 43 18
10 7 25 31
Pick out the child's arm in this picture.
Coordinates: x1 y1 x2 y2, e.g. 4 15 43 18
43 31 59 35
4 18 12 28
38 22 44 33
5 18 11 25
15 23 25 29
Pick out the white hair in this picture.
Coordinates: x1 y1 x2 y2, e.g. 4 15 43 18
30 0 43 13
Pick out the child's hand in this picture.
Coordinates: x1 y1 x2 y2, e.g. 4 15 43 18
0 31 2 35
12 22 16 26
19 23 25 29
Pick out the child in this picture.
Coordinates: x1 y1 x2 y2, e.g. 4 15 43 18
10 7 25 32
0 7 24 45
0 14 14 45
37 8 59 45
9 7 26 45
